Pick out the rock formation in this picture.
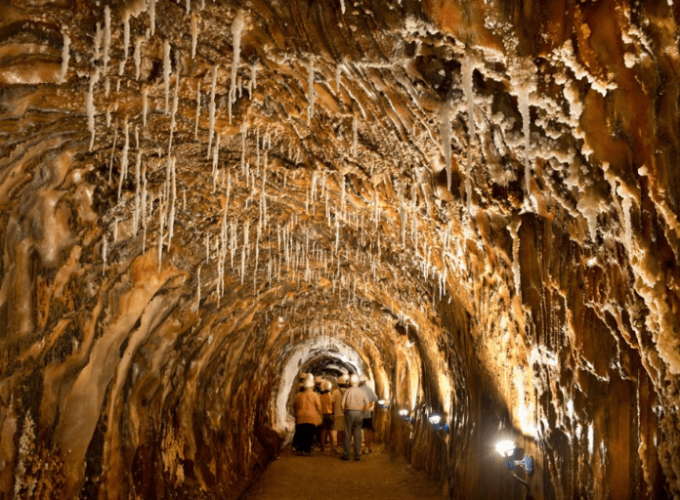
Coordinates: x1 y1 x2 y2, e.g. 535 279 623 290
0 0 679 498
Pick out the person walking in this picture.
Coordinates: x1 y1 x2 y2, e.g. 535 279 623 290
359 374 378 454
340 374 369 461
319 380 334 452
332 374 348 453
291 374 307 453
294 376 322 456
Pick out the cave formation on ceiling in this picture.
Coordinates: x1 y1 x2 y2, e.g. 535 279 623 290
0 0 679 498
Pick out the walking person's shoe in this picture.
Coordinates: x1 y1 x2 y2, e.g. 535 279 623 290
354 456 360 461
340 455 350 461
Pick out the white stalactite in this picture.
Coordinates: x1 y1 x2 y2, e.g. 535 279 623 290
169 71 180 154
229 10 245 125
212 134 221 192
168 157 177 251
191 14 199 59
103 6 111 75
149 0 157 36
134 38 143 80
93 22 102 63
207 65 217 158
87 68 99 151
60 33 70 83
134 151 142 235
250 64 258 98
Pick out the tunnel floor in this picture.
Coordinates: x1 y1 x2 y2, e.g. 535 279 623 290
241 445 446 500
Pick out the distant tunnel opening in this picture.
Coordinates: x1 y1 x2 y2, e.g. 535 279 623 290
1 0 679 499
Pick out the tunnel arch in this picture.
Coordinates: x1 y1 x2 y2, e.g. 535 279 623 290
1 0 679 499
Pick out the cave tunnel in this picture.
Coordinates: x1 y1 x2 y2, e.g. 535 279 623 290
1 0 680 499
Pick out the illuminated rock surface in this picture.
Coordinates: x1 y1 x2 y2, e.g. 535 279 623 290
0 0 679 498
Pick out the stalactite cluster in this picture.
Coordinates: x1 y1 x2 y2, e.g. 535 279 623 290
0 0 679 499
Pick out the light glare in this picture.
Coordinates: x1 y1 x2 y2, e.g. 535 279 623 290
496 440 516 457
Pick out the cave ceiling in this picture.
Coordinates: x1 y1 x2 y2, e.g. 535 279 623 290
1 0 680 498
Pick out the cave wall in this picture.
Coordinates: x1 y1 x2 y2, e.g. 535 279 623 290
1 0 679 499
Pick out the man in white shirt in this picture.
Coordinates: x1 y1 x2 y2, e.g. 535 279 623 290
359 374 378 453
340 374 369 461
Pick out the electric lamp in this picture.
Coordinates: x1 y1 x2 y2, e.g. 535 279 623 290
428 413 449 431
398 409 412 422
495 440 533 473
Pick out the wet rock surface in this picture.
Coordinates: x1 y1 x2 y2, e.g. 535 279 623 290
0 0 679 499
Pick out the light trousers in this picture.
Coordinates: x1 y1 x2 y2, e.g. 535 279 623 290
343 410 363 459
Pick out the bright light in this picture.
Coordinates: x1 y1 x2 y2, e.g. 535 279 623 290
428 414 442 425
398 409 409 417
378 399 385 406
496 440 516 457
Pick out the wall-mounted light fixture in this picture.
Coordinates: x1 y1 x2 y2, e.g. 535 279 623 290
495 440 533 473
428 413 449 431
377 399 389 409
398 409 412 423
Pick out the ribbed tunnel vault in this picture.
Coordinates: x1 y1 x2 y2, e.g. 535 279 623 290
1 0 679 499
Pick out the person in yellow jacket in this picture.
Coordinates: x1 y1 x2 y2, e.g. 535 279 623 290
294 375 322 456
319 380 334 452
331 374 349 453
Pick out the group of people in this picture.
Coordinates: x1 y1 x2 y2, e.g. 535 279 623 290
293 372 378 461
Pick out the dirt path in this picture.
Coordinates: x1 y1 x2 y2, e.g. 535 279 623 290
242 445 447 500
